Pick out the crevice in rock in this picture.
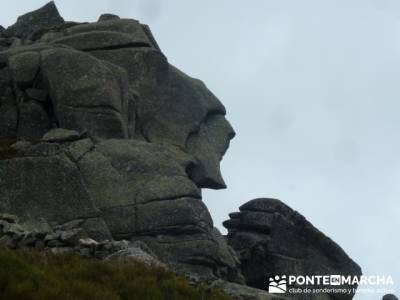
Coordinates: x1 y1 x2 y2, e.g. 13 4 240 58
142 193 202 204
59 103 122 116
99 194 203 211
83 42 151 52
51 214 102 227
117 224 210 238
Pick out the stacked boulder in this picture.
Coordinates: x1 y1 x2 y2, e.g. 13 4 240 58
383 295 399 300
0 1 240 284
223 198 362 299
0 3 363 300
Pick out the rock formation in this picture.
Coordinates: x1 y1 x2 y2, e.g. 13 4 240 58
383 295 399 300
0 1 240 285
223 198 362 299
0 3 362 300
0 212 150 262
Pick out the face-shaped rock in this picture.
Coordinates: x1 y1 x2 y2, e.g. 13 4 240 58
0 2 240 283
0 11 234 189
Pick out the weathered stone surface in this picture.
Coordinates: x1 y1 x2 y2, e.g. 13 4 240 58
41 48 129 139
90 47 168 88
0 41 8 52
66 138 94 161
2 1 64 39
91 48 233 188
42 128 81 143
98 14 121 22
106 240 166 268
10 140 32 153
187 114 235 188
24 142 61 157
8 51 40 88
141 24 161 51
383 295 399 300
0 154 111 240
101 197 211 238
0 4 362 298
60 229 81 246
224 198 362 300
25 88 47 103
17 101 51 139
64 19 150 45
0 43 64 63
0 215 128 258
71 138 242 281
77 139 199 209
9 38 22 49
51 31 150 51
79 238 98 248
0 102 18 137
2 19 234 190
133 228 244 284
0 213 18 223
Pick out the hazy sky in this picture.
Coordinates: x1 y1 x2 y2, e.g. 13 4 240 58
1 1 399 299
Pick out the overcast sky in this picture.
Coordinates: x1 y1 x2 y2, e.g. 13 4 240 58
1 1 399 299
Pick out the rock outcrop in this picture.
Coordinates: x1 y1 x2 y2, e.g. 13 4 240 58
383 295 399 300
223 198 362 299
2 2 64 39
0 3 362 300
0 1 239 285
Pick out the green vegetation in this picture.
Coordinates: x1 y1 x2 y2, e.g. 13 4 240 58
0 246 232 300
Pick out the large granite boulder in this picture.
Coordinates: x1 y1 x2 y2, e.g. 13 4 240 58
0 3 363 299
0 2 240 285
0 2 233 189
383 295 399 300
223 198 362 299
41 47 132 139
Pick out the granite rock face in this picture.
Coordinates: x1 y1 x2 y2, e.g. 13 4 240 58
0 3 362 300
223 198 362 299
0 2 239 284
2 1 64 39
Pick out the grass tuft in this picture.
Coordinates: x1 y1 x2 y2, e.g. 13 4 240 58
0 246 232 300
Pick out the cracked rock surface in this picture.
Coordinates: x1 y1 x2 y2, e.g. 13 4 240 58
223 198 362 300
0 1 239 284
0 3 363 300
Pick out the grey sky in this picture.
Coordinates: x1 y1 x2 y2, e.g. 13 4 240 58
1 1 399 299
